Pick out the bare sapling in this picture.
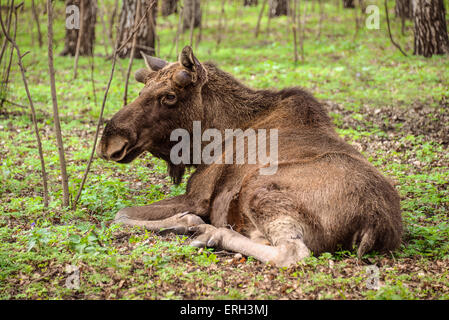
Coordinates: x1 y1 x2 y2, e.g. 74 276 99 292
73 0 157 209
47 0 70 207
0 1 49 207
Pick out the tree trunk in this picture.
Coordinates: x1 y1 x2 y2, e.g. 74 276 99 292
118 0 157 58
413 0 449 57
395 0 412 18
269 0 288 16
60 0 97 56
244 0 258 5
161 0 177 16
343 0 355 8
182 0 201 32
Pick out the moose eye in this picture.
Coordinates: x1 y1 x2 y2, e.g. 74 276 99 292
166 94 176 101
161 93 177 106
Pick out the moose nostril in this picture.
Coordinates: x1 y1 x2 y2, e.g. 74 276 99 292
109 142 128 161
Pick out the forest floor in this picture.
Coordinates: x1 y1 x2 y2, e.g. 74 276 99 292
0 1 448 299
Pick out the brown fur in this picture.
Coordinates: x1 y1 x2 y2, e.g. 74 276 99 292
97 47 403 264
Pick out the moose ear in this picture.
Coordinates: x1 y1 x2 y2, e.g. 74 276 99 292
140 51 167 71
178 46 207 83
135 68 150 83
179 46 197 70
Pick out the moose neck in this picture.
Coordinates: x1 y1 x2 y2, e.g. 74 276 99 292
201 63 277 132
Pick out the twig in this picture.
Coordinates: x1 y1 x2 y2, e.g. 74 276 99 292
99 0 111 56
189 0 196 47
169 3 183 59
316 0 323 39
73 0 85 79
89 53 97 106
0 0 49 207
31 0 42 47
47 0 70 207
291 0 299 63
123 0 141 106
0 0 13 65
3 98 27 108
117 2 155 55
72 0 157 210
109 0 119 46
384 0 407 57
299 0 306 61
1 0 17 109
216 0 225 50
254 0 268 38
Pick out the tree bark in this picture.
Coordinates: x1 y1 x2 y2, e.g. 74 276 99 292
412 0 449 57
244 0 258 5
395 0 412 18
118 0 157 58
60 0 97 56
161 0 177 16
183 0 201 31
269 0 288 16
343 0 355 8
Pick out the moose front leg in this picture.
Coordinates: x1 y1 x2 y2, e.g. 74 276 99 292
112 195 208 234
114 211 205 234
114 195 194 221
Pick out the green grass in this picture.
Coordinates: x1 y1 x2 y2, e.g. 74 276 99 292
0 0 448 299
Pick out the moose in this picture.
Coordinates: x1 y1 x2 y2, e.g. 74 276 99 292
97 46 403 267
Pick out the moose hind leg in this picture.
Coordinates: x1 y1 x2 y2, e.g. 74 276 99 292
242 184 316 266
190 221 309 267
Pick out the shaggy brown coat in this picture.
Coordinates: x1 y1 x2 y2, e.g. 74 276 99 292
97 46 402 266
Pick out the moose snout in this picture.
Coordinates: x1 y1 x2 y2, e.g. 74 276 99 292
97 135 129 162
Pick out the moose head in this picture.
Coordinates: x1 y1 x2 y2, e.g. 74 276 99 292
97 46 208 183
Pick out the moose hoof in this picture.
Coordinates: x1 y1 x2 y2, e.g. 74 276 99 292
113 208 132 224
189 224 223 248
173 211 205 226
158 212 206 235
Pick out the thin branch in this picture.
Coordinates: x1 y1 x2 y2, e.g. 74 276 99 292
73 0 85 79
299 0 306 61
0 1 49 207
99 0 111 56
0 0 14 65
189 0 197 47
1 0 17 109
255 0 268 38
123 0 141 106
316 0 323 39
384 0 407 56
168 2 183 59
72 0 157 210
90 53 97 106
117 2 155 54
31 0 43 47
291 0 299 63
47 0 70 207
